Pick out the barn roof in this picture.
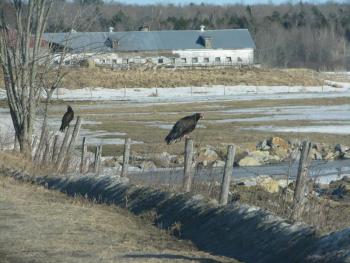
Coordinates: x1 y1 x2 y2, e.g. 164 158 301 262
44 29 255 53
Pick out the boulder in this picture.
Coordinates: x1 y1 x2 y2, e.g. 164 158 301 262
152 152 173 167
256 140 270 151
271 148 289 161
238 156 262 166
250 150 271 162
213 160 225 167
196 146 220 163
267 136 289 150
256 175 280 193
139 161 157 171
311 148 323 160
335 144 349 154
342 152 350 159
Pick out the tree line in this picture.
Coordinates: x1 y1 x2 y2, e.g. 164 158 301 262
3 1 350 70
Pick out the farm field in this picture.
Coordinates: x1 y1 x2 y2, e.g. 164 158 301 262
42 96 350 157
0 67 326 89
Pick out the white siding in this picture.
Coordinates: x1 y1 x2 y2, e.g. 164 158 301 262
173 49 254 65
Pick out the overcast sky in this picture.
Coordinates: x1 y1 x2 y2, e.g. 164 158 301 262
109 0 348 5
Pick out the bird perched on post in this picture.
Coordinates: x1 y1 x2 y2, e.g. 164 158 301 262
165 113 204 144
59 105 74 132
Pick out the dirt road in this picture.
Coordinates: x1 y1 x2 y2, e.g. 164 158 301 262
0 176 238 263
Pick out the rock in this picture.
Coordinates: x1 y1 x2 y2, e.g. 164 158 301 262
324 152 336 161
256 175 280 193
256 140 270 151
138 161 157 171
335 144 349 153
342 152 350 159
213 160 225 167
196 146 220 163
267 136 289 150
271 148 288 161
250 150 270 162
238 156 262 166
152 152 173 167
311 148 323 160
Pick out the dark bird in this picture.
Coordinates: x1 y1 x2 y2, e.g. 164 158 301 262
59 105 74 132
165 113 204 144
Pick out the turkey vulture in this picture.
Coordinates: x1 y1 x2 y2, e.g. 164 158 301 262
59 105 74 132
165 113 204 144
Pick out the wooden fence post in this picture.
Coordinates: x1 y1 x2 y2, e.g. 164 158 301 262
121 138 131 177
219 145 235 205
62 117 82 172
182 138 194 192
80 137 87 173
55 126 72 171
51 134 60 163
94 145 102 174
292 140 313 221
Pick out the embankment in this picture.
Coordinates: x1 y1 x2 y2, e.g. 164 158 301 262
1 168 349 263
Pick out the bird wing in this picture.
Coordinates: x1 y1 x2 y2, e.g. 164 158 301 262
167 116 196 141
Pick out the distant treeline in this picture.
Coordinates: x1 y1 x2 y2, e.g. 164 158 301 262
3 1 350 69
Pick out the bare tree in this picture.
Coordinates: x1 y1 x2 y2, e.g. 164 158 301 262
0 0 54 157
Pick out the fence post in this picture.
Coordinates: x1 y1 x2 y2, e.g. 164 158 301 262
121 138 131 177
292 140 313 221
55 126 72 171
62 117 82 172
51 134 60 163
94 145 102 174
219 145 235 205
80 137 87 174
182 138 194 192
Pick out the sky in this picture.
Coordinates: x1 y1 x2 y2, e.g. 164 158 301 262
109 0 349 5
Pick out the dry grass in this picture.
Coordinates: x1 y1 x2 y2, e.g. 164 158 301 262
50 96 350 157
0 67 324 90
0 175 238 263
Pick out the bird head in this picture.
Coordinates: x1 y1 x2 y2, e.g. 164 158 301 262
67 105 73 112
195 112 204 120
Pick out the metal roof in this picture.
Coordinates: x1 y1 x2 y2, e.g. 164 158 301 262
44 29 256 53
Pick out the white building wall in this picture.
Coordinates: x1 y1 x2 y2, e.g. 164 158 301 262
59 48 254 67
173 49 254 65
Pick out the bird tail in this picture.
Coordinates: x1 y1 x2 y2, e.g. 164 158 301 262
59 125 64 132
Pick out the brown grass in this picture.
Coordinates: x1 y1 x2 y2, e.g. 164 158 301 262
0 174 239 263
0 67 322 89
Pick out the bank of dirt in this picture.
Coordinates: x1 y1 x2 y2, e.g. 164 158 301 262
0 175 238 263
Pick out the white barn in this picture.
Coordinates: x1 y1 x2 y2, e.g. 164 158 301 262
44 26 256 67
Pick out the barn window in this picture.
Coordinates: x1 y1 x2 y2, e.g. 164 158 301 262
237 57 243 62
101 59 106 64
226 57 232 62
181 58 187 63
204 57 209 63
215 57 221 62
112 59 117 64
158 58 164 64
192 57 198 63
170 58 176 64
64 60 70 65
122 58 129 64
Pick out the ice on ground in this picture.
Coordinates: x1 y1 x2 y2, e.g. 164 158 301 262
242 125 350 135
0 83 347 103
216 104 350 123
